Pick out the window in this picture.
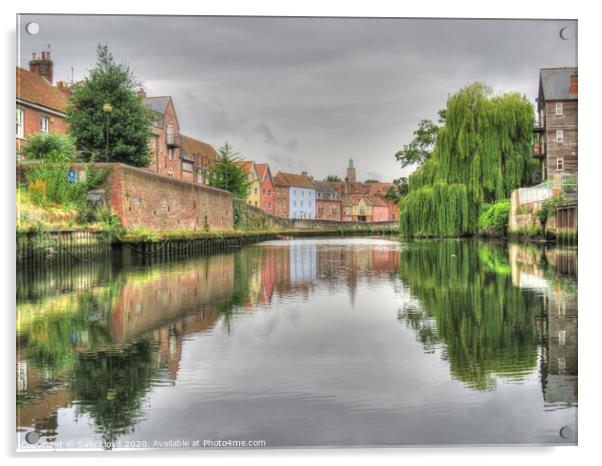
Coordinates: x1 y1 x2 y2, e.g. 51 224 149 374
255 187 258 195
168 148 174 160
556 102 563 115
556 129 564 143
557 157 564 171
16 108 24 138
40 115 49 134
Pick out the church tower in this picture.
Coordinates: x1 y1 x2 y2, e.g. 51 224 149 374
346 158 356 184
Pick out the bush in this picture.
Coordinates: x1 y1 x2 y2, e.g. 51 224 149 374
537 195 564 226
21 133 76 161
477 201 511 235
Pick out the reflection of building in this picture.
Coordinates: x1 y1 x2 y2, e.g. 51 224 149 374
509 243 578 408
542 286 578 407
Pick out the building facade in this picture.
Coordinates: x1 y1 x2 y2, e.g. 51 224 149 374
237 161 262 207
16 51 70 156
273 173 290 218
180 135 218 185
143 94 185 180
534 67 578 181
274 172 316 219
313 180 342 221
256 163 275 215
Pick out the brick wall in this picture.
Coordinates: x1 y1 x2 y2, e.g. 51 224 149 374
316 199 342 221
108 163 233 231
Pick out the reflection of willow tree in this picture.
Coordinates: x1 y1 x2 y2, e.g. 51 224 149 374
399 240 541 390
71 340 157 444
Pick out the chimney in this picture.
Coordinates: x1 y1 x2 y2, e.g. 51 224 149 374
29 49 54 84
56 81 72 96
570 73 578 96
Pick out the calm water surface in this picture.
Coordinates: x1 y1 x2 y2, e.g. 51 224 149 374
16 238 577 449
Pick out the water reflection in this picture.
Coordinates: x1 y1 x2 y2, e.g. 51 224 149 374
16 238 577 448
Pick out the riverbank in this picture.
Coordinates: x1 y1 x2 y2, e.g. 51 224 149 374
17 223 399 266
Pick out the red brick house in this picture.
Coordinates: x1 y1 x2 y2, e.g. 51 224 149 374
143 94 184 180
16 53 70 157
369 195 390 222
273 172 290 218
312 179 342 220
180 135 218 185
256 163 275 215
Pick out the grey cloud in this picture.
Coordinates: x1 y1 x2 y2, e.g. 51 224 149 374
19 15 576 181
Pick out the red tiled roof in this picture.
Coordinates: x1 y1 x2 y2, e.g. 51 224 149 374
181 134 218 165
236 160 255 174
274 171 314 189
256 163 272 182
368 182 393 196
16 67 68 113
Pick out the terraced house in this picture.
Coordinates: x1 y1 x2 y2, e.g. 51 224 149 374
313 180 341 221
274 171 316 219
256 163 275 215
237 161 262 207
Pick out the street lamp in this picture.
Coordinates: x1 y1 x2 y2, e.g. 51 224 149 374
103 102 113 163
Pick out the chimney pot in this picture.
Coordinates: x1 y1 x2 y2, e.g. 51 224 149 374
570 73 578 95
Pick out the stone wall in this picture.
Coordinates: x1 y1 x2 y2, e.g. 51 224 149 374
108 164 233 231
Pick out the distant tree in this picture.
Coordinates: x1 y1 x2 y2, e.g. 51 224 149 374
364 179 379 184
395 118 440 169
205 142 251 199
385 177 409 203
325 175 341 182
66 44 154 166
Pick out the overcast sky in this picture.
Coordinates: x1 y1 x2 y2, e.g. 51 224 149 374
18 15 576 182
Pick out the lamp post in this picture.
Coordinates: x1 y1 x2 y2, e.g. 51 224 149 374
102 102 112 162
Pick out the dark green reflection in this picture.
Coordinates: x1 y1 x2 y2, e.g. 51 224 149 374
72 340 157 443
398 240 541 390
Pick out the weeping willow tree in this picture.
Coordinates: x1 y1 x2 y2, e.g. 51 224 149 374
399 83 536 236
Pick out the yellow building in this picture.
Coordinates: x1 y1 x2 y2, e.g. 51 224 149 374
237 161 262 207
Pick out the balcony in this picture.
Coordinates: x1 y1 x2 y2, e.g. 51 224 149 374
533 120 545 132
533 143 545 158
166 133 182 148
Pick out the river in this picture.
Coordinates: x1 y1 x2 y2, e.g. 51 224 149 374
16 237 577 449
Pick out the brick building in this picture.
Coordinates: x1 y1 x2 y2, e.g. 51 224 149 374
312 179 342 221
16 51 70 156
534 67 578 180
180 134 218 185
273 172 290 218
256 163 275 215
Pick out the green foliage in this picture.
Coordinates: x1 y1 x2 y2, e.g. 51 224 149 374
233 199 270 231
395 118 440 169
205 142 251 199
477 201 511 235
399 83 535 237
398 182 469 237
398 240 540 390
66 44 154 166
325 175 342 182
385 177 409 203
21 132 76 161
537 195 564 225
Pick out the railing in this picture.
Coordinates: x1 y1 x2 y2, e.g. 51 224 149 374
166 133 182 147
517 181 553 205
533 120 545 132
558 173 578 199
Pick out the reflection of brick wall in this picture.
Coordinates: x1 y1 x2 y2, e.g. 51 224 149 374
108 163 233 231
